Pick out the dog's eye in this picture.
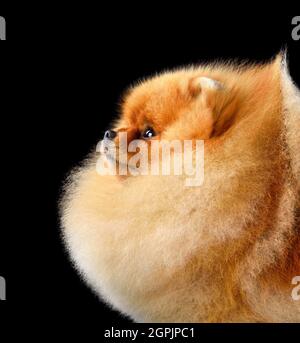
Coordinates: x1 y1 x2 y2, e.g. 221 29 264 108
142 127 156 139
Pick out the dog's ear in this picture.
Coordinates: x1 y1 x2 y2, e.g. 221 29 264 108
195 76 224 91
197 76 224 90
189 76 224 108
187 76 232 138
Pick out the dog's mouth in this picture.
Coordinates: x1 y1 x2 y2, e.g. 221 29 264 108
104 150 118 164
98 139 135 172
100 143 118 163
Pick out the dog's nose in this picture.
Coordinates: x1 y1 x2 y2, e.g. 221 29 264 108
104 130 117 140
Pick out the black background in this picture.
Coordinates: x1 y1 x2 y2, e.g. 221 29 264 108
0 8 299 340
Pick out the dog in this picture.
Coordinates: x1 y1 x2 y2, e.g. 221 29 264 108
60 53 300 322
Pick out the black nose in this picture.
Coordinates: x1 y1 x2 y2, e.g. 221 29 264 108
104 130 117 140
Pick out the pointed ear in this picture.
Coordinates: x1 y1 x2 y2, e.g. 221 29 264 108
189 76 224 108
188 75 238 138
186 76 227 139
197 76 224 91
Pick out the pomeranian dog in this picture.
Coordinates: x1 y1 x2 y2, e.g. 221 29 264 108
60 53 300 322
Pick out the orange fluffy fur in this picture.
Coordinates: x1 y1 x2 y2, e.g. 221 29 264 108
61 54 300 322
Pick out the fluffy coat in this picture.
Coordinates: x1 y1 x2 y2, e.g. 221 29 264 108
60 54 300 322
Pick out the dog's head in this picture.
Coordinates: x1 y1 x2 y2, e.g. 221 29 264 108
98 69 241 175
